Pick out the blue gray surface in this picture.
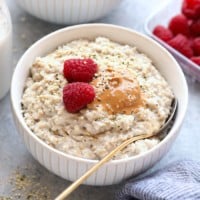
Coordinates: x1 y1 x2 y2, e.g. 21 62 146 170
0 0 200 199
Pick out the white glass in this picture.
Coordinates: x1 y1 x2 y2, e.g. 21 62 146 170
0 0 12 99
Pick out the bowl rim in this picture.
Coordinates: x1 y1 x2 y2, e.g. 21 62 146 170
11 23 188 165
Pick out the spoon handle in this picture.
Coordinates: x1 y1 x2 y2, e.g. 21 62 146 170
55 132 155 200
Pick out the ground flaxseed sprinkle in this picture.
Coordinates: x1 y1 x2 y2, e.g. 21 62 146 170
1 168 52 200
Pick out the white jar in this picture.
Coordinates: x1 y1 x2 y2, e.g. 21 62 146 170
0 0 12 100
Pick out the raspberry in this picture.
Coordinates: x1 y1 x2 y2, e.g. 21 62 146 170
190 19 200 36
153 25 173 42
167 34 193 58
63 58 98 83
182 0 200 19
191 56 200 65
63 82 95 113
168 14 189 35
192 37 200 55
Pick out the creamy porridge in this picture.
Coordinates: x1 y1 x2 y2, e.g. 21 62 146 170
22 37 174 160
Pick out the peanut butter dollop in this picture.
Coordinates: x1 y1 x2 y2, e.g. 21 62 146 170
88 68 144 115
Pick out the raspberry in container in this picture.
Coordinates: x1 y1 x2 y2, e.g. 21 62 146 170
145 0 200 82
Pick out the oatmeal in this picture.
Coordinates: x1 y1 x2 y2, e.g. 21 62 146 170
22 37 174 160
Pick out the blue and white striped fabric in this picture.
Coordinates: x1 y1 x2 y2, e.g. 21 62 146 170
116 160 200 200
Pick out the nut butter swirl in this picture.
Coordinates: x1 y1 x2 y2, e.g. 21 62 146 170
88 68 144 115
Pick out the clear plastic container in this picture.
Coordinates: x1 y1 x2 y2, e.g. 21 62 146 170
144 0 200 82
0 0 12 99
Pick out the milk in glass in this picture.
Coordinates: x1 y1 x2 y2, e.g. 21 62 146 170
0 0 12 99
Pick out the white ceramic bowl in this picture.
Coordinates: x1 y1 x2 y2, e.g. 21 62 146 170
11 24 188 186
16 0 122 25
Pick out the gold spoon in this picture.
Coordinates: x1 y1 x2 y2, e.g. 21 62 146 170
55 98 178 200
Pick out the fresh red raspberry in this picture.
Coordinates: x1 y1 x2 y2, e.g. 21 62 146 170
190 56 200 65
190 19 200 36
167 34 193 58
153 25 173 42
182 0 200 19
192 37 200 55
63 58 98 83
63 82 95 113
168 14 190 36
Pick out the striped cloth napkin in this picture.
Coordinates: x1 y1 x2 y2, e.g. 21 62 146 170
116 160 200 200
